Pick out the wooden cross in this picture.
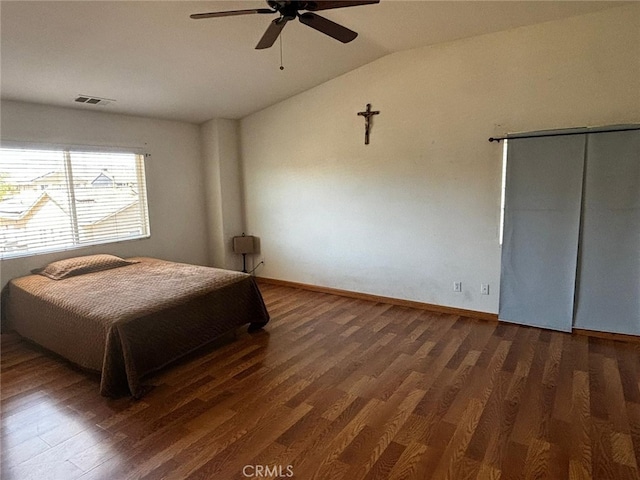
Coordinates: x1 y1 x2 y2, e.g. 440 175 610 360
357 103 380 145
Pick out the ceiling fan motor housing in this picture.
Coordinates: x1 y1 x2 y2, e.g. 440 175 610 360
267 1 299 20
267 1 326 14
267 1 290 10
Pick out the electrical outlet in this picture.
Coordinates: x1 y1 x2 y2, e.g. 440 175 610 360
453 282 462 293
481 284 490 295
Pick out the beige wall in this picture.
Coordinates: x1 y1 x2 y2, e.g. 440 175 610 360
200 118 245 270
240 5 640 313
0 101 209 285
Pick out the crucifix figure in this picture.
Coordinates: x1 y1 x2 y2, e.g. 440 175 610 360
357 103 380 145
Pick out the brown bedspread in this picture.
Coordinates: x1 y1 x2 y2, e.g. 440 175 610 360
3 257 269 397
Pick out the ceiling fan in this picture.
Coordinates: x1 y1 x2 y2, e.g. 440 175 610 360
190 1 380 49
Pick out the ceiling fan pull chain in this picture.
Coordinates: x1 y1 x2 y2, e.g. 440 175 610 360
279 34 284 70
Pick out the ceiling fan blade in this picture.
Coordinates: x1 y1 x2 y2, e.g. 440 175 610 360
301 1 380 11
190 8 274 20
255 17 289 50
298 12 357 43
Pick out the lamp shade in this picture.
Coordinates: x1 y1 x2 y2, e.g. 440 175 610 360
233 235 255 254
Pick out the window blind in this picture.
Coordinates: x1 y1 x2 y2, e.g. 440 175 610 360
0 146 150 259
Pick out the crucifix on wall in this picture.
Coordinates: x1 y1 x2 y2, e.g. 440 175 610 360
357 103 380 145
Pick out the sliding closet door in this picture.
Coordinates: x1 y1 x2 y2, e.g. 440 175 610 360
499 135 585 332
573 130 640 335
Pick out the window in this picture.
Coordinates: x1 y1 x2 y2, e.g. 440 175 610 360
498 139 508 245
0 145 150 259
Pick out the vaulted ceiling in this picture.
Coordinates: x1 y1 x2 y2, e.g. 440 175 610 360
0 1 628 123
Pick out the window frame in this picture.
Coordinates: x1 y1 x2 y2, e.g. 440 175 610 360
0 142 151 259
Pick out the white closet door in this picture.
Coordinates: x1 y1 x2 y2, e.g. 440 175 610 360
573 130 640 335
499 135 585 332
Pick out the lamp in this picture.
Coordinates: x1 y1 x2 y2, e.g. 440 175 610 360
233 234 256 273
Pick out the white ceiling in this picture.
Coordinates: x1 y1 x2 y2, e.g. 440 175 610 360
0 1 628 124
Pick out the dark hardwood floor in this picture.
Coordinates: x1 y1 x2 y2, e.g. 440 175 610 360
2 283 640 479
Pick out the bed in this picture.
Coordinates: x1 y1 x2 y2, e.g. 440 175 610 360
2 255 270 398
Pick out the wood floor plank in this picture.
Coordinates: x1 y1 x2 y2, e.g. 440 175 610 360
362 441 406 480
570 370 593 479
387 440 432 480
1 284 639 479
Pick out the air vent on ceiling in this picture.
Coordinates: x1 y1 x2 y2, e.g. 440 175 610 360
74 95 115 106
